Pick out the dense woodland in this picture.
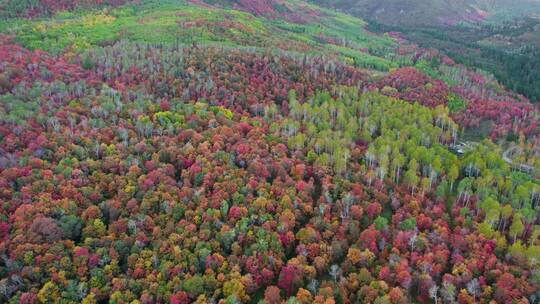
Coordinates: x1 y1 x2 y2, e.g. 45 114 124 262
367 21 540 103
0 0 539 303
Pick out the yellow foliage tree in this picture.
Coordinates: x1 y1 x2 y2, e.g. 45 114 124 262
223 275 249 302
38 281 60 303
82 293 97 304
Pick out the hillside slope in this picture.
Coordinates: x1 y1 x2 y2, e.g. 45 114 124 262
0 1 538 303
312 0 540 101
0 0 398 71
313 0 540 27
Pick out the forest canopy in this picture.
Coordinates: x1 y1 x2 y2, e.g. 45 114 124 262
0 0 538 303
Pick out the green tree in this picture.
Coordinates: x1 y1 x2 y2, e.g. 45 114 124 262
183 275 205 297
510 214 524 242
374 216 389 231
447 164 459 191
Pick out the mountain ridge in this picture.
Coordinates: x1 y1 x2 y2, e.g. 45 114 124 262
312 0 540 27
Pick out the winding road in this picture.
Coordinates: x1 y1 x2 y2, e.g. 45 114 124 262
502 146 536 175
